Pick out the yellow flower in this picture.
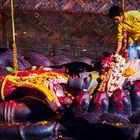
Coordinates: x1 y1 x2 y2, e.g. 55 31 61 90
122 68 135 77
100 75 105 80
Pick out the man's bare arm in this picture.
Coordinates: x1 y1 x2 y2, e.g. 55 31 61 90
116 41 122 53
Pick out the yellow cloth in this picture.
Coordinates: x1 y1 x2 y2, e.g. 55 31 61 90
117 11 140 43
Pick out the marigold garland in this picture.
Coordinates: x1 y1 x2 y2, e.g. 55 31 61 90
98 68 113 92
1 71 68 106
12 43 18 75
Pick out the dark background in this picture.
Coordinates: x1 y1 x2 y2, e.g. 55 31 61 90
0 0 139 59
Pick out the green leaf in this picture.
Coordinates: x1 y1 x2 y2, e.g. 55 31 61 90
6 67 14 72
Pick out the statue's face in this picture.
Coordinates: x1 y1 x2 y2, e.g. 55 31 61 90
113 15 124 24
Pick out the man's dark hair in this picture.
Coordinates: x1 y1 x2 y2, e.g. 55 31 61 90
109 5 123 19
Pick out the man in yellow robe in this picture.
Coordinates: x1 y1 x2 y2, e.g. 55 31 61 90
109 5 140 59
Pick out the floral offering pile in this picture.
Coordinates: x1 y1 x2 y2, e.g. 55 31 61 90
0 69 72 110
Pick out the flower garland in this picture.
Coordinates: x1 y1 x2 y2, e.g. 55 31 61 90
107 54 126 96
98 64 113 92
12 43 18 75
1 70 68 108
98 54 114 92
98 54 132 96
